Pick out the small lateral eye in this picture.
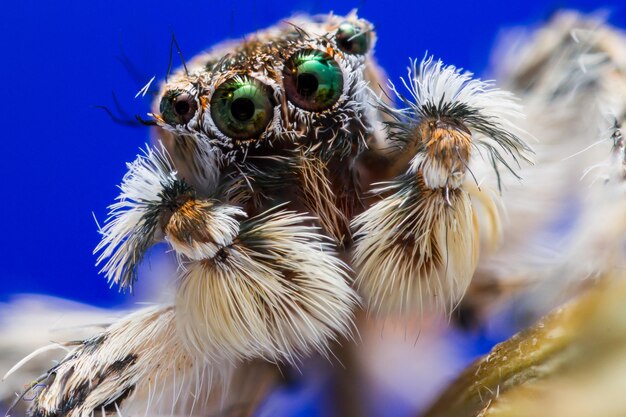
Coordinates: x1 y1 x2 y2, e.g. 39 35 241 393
283 49 343 112
210 76 275 140
335 22 371 55
160 90 198 126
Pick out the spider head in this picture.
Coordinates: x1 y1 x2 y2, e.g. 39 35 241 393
152 14 377 174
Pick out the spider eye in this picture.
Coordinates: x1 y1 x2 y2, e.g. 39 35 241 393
160 91 198 126
210 77 275 140
335 22 370 55
283 49 343 112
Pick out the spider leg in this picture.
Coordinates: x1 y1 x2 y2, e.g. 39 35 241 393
353 57 532 316
23 305 279 417
466 11 626 322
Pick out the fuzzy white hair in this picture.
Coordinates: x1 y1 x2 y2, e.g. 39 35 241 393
390 56 533 186
176 209 359 366
398 57 521 123
94 144 177 291
18 306 217 417
353 182 479 315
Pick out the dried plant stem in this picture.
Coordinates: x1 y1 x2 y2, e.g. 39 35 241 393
422 273 626 417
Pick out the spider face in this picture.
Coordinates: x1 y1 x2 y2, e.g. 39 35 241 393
154 15 376 170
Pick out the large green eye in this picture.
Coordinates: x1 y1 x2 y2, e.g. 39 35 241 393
210 77 275 140
283 49 343 112
160 90 198 126
335 22 371 55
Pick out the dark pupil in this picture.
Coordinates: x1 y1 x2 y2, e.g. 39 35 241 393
296 73 319 97
338 38 353 52
174 99 190 116
231 97 255 121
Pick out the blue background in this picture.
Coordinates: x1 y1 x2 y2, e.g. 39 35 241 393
1 0 625 307
2 2 625 417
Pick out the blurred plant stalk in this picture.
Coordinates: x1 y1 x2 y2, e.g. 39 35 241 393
423 272 626 417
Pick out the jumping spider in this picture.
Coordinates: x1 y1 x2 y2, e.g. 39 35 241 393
19 12 531 417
